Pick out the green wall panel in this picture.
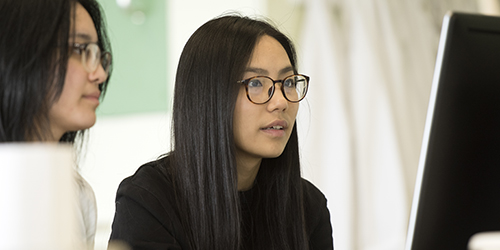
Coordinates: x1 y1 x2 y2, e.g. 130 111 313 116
96 0 168 116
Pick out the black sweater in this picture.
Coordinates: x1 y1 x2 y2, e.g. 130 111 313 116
109 159 334 250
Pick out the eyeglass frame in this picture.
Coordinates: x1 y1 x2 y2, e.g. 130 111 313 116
71 42 112 75
237 74 310 104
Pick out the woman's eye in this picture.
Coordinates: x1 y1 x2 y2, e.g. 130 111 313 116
72 47 82 54
248 79 263 87
284 78 295 88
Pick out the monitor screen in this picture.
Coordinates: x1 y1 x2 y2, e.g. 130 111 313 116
406 12 500 250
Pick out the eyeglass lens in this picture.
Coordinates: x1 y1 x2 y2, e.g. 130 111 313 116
246 75 308 103
82 43 111 74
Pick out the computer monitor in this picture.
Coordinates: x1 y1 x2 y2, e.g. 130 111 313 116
406 12 500 250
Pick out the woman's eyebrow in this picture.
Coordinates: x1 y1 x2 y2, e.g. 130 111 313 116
245 67 268 75
70 32 95 42
245 66 294 75
279 66 294 75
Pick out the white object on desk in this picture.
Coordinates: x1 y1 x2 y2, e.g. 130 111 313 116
0 143 82 250
469 231 500 250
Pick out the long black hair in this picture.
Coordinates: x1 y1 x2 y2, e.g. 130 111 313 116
0 0 111 143
169 15 308 250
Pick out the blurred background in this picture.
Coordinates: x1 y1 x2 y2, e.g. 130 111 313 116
80 0 500 249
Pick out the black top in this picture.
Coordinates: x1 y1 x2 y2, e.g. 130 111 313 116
109 159 334 250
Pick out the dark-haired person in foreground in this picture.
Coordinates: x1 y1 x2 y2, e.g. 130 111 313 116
109 15 333 250
0 0 112 248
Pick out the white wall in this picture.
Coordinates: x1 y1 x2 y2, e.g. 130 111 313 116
80 113 171 250
166 0 268 95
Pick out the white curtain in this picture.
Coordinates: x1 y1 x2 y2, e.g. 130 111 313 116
296 0 479 249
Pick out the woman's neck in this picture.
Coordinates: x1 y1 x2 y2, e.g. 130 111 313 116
236 156 262 191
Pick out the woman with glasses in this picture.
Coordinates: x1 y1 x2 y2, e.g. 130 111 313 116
0 0 112 248
109 15 333 250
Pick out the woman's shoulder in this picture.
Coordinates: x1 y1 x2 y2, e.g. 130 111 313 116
117 156 174 202
74 172 97 249
301 178 328 205
111 156 188 249
301 179 334 249
130 157 170 180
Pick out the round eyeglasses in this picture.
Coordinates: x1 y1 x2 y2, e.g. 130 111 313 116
72 43 112 75
238 74 309 104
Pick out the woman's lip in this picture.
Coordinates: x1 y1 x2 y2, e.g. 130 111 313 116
261 120 288 130
260 120 288 137
260 128 286 137
260 129 286 137
83 93 100 104
84 91 101 99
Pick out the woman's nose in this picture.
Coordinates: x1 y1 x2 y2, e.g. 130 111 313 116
89 63 108 85
267 85 288 112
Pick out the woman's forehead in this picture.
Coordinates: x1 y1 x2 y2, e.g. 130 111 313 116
70 3 98 42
